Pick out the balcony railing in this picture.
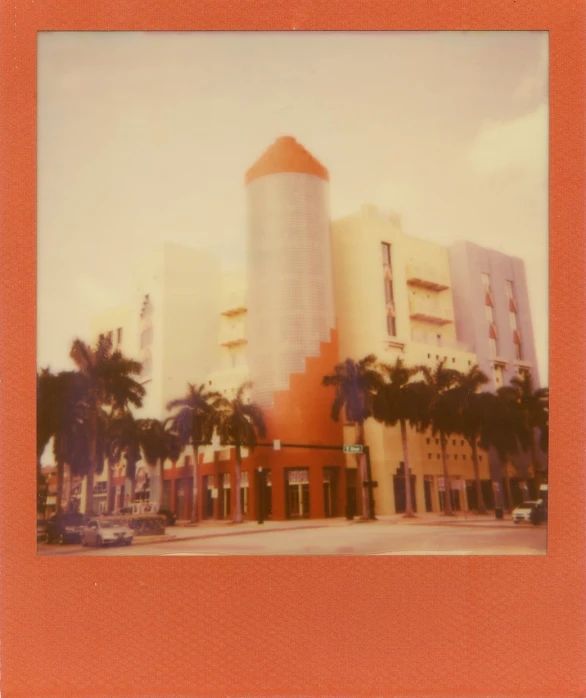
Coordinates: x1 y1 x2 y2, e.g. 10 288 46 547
409 299 453 325
406 264 450 291
220 291 247 317
219 325 247 348
410 332 470 351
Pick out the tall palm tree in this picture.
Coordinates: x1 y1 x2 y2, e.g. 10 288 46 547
37 369 88 514
418 360 462 516
373 358 426 518
322 355 383 520
479 390 528 512
166 383 224 522
212 382 266 524
499 372 549 487
136 418 182 511
104 409 144 512
69 335 145 514
449 365 491 514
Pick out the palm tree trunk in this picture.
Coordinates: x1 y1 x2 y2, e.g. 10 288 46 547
400 418 415 518
55 458 65 515
503 464 513 512
106 460 113 513
440 433 454 516
233 444 243 523
191 447 199 523
356 421 370 521
84 408 98 515
530 430 543 489
470 438 487 514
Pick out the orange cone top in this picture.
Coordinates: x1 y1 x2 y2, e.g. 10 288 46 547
245 136 329 184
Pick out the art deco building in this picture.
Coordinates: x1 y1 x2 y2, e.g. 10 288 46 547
82 137 542 520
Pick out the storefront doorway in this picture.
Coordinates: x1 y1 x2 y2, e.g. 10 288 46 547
286 469 310 519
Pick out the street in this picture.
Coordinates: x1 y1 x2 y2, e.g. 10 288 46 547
38 518 547 556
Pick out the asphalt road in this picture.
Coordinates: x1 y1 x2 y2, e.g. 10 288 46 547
38 522 547 556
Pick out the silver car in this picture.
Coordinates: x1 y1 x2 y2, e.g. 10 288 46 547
81 519 134 547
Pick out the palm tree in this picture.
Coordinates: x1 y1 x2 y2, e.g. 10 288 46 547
136 418 182 511
69 335 145 514
499 372 549 487
212 382 266 524
449 365 491 514
166 383 224 522
104 409 144 512
37 369 88 514
373 358 426 517
479 390 528 512
418 360 462 516
322 355 383 520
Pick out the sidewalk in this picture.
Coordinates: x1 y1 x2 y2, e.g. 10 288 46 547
130 511 521 546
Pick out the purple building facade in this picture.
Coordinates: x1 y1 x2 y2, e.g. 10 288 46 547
448 241 540 391
449 241 545 507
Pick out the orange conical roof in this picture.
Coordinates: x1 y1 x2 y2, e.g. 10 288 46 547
245 136 329 184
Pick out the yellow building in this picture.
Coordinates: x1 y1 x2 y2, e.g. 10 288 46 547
332 204 492 515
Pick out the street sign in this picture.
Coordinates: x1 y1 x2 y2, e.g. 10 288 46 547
343 445 363 454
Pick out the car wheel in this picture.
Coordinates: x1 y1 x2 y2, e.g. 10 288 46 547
514 520 519 524
96 536 103 547
125 539 132 546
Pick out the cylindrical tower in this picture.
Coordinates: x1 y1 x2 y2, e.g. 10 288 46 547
246 136 336 418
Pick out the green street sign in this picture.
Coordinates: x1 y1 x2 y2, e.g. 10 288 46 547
343 445 363 454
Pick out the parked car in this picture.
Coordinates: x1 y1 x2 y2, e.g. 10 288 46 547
81 519 134 547
512 500 545 525
46 512 89 544
157 509 176 526
37 519 48 542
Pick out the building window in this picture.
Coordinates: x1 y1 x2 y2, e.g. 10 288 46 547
426 438 430 444
505 280 514 299
509 312 518 330
514 342 523 360
481 273 492 293
485 304 494 323
381 242 396 337
428 453 432 459
489 337 498 357
117 327 123 344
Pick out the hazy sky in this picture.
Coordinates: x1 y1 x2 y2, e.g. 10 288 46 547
38 31 548 380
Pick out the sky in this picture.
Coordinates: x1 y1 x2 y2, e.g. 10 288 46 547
37 31 549 381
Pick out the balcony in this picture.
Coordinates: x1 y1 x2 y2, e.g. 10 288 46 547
220 291 247 317
219 325 247 348
410 332 469 351
409 299 453 325
406 264 450 291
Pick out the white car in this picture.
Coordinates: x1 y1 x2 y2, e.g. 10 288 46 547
512 500 544 524
81 519 134 547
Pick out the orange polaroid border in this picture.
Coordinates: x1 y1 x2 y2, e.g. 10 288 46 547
1 2 584 697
